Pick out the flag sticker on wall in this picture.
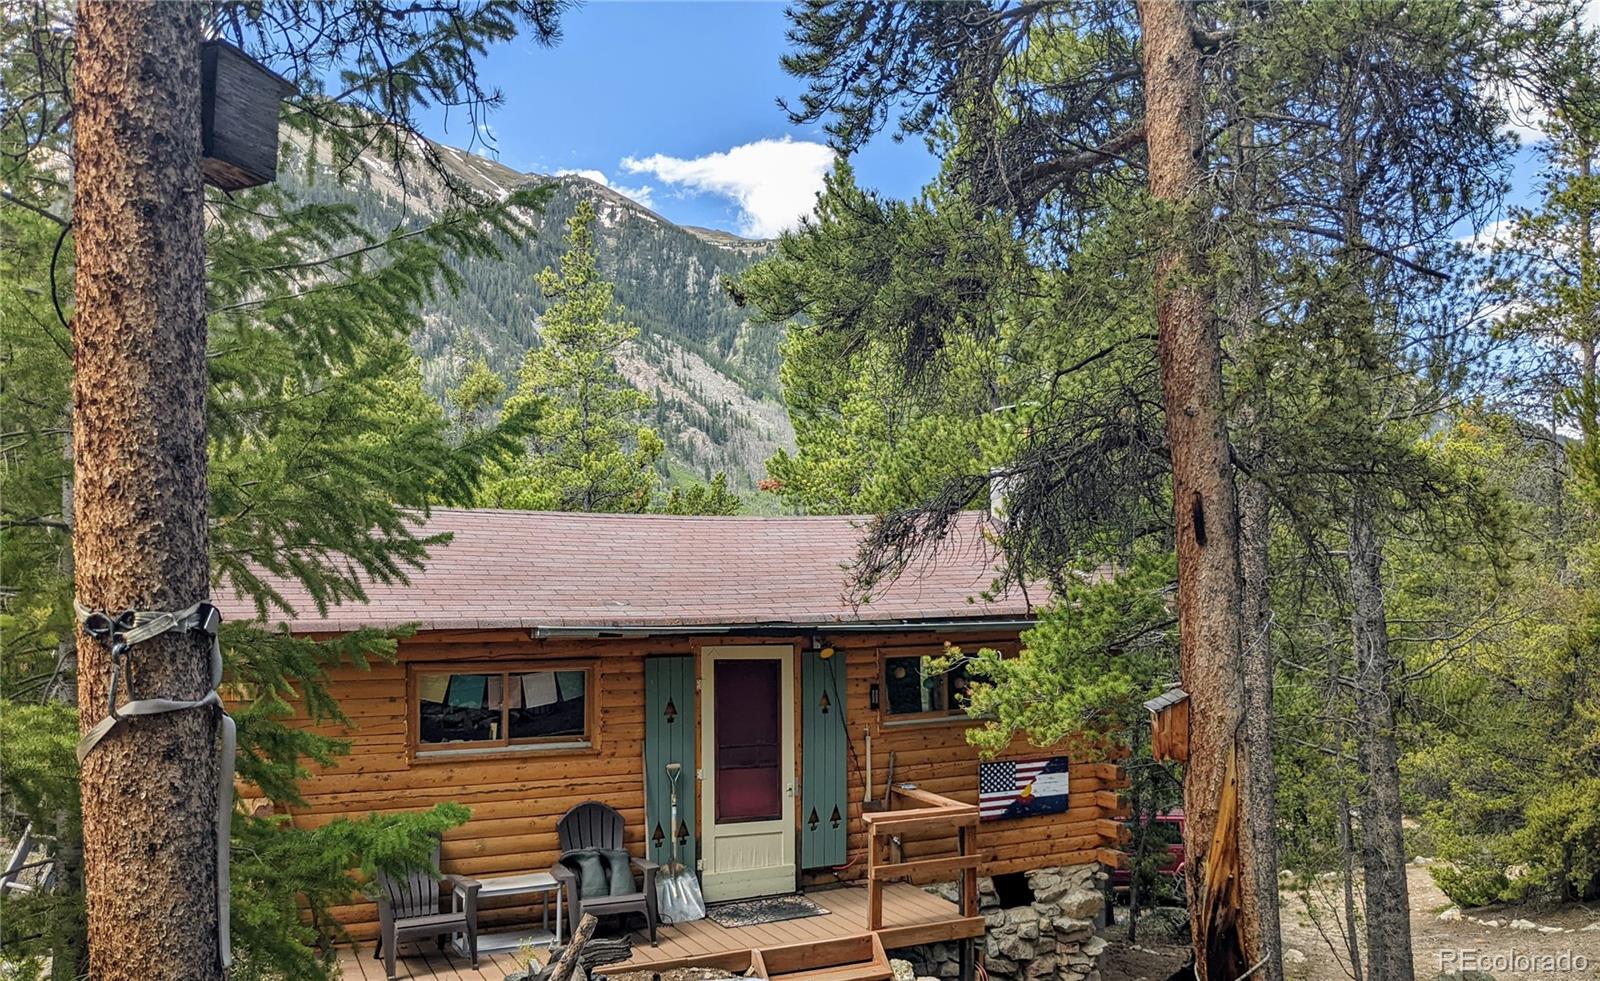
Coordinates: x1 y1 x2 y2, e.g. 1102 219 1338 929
979 757 1070 821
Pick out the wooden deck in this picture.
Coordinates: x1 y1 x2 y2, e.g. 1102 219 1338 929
337 881 982 980
338 944 525 981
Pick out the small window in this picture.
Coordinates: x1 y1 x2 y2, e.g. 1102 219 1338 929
881 654 972 719
415 664 592 752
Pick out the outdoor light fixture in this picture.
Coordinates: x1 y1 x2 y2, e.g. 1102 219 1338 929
869 683 880 709
809 632 835 659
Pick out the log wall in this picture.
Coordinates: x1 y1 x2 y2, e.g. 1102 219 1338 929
260 628 1127 940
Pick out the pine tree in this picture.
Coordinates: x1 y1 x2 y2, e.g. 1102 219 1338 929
68 8 220 974
767 8 1278 972
479 201 665 512
2 4 562 973
662 472 743 516
1410 17 1600 908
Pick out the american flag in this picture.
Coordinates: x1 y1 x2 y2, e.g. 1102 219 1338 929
979 757 1070 821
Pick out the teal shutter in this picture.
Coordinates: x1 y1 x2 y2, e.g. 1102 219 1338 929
644 656 697 872
801 650 848 868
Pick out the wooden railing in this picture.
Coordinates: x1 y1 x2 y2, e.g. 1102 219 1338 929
861 785 980 931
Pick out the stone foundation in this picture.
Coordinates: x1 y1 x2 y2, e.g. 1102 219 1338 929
894 865 1108 981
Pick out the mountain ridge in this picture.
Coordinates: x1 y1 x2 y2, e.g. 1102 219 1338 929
278 136 793 496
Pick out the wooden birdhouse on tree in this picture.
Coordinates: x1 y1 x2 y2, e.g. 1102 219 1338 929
1144 686 1190 763
200 39 294 191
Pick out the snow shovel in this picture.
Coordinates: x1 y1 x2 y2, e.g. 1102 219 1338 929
655 762 706 923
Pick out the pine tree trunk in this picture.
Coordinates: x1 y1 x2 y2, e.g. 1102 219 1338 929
1238 460 1282 979
70 4 222 978
1228 117 1284 981
1579 143 1595 390
1348 489 1413 981
1136 2 1274 977
1336 783 1364 981
1127 769 1146 944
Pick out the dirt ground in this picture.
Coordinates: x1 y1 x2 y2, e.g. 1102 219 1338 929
1096 864 1600 981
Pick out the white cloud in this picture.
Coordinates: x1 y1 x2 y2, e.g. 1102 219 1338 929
554 168 655 209
620 137 835 238
1456 216 1518 249
556 167 609 184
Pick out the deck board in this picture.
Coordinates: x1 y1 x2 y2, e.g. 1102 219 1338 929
338 882 979 981
337 944 526 980
615 882 978 971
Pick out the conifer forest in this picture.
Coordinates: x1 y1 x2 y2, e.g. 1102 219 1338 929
1 2 1597 980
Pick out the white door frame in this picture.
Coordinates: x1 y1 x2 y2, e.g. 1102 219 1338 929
699 644 796 902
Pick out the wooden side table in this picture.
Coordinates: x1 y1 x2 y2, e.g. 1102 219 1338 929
452 870 564 955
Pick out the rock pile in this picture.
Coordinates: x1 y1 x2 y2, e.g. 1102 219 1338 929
898 865 1108 981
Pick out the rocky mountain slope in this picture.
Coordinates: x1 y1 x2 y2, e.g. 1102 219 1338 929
278 138 793 495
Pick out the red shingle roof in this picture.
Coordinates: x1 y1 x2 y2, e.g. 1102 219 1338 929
214 508 1037 634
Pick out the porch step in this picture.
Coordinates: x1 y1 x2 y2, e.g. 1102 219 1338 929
750 933 892 981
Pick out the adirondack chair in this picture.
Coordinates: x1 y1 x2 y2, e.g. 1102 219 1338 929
373 840 481 979
551 800 659 944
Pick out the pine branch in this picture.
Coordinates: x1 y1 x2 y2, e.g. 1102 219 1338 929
1 191 69 227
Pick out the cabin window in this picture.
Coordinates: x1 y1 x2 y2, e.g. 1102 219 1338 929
413 664 593 753
881 653 972 719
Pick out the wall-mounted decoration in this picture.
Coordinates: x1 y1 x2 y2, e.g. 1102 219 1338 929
979 756 1070 821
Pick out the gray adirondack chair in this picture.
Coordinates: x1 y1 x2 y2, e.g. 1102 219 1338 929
550 801 659 944
373 839 481 979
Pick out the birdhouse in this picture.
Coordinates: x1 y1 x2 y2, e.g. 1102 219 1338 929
1144 686 1190 764
200 39 294 191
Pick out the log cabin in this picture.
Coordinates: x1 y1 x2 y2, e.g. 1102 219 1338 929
219 509 1128 981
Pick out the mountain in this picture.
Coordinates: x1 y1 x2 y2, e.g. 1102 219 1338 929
277 138 793 496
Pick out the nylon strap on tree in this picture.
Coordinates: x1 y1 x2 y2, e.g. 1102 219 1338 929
75 599 235 970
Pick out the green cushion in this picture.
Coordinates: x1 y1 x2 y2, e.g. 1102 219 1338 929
564 850 608 900
601 849 636 896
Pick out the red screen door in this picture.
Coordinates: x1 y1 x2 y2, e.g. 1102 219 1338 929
713 658 782 823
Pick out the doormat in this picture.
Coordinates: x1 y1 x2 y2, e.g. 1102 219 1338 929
706 894 829 929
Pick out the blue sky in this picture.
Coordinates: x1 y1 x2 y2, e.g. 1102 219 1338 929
420 1 938 237
417 0 1589 240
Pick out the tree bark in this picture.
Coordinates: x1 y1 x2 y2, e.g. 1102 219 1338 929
1136 2 1274 978
71 4 221 978
1237 449 1282 979
1336 783 1364 981
1579 142 1595 390
1228 107 1285 981
1348 489 1413 981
